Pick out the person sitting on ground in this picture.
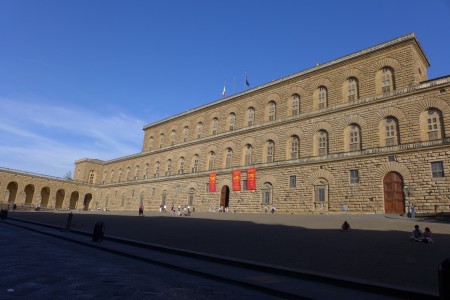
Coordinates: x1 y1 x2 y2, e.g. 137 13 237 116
341 221 351 231
410 224 422 241
422 227 433 244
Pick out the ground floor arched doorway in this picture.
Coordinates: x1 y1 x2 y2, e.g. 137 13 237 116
55 189 65 209
383 171 405 214
83 193 92 211
220 185 230 211
69 191 79 210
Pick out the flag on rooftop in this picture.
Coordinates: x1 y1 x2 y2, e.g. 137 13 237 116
222 82 226 98
245 72 250 86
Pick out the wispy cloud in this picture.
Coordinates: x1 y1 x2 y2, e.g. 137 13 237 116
0 97 147 177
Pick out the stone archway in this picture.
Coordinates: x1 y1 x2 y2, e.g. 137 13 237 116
220 185 230 211
55 189 65 209
6 182 18 204
83 193 92 211
40 187 50 208
24 184 35 205
69 191 79 210
383 172 405 214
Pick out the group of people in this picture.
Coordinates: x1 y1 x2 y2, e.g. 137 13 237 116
171 205 193 216
410 224 433 243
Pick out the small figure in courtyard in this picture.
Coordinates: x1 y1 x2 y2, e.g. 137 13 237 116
139 204 144 216
13 204 17 210
264 205 268 214
410 224 422 241
341 221 351 231
410 205 416 218
271 206 276 214
422 227 433 244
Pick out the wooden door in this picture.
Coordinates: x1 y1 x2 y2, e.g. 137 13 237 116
383 172 405 214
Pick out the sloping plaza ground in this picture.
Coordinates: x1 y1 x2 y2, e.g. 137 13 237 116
7 210 450 296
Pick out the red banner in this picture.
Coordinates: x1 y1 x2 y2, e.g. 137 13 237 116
232 170 241 191
209 173 216 192
247 168 256 190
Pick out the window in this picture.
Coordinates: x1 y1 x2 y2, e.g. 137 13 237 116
388 155 396 162
212 118 219 135
385 117 399 146
229 113 235 131
166 159 172 176
205 183 210 192
350 169 359 184
381 67 393 93
126 167 130 181
197 122 203 139
291 136 299 159
291 94 300 115
431 161 444 178
266 140 274 163
315 185 326 202
289 175 296 188
149 137 154 150
261 183 272 205
225 148 233 168
183 126 189 142
244 144 252 166
318 130 328 155
110 170 114 183
135 166 140 180
247 107 255 126
145 164 149 179
192 155 199 173
154 162 160 178
178 157 185 174
427 109 440 140
268 101 276 121
349 125 360 151
171 130 176 145
318 86 327 109
118 169 122 182
243 179 248 190
152 188 156 196
208 152 215 170
347 78 358 101
88 171 95 184
188 188 195 206
159 134 165 148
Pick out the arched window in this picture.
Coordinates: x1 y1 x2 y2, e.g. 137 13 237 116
261 183 273 206
247 107 255 126
424 109 444 141
229 113 236 131
188 188 195 206
268 101 276 121
347 77 359 101
384 117 399 146
183 126 189 142
318 86 327 109
110 170 115 183
171 130 176 145
291 94 300 116
118 168 122 182
244 144 252 166
135 166 140 180
208 151 215 170
349 125 361 151
149 137 154 150
318 130 328 156
178 157 185 174
381 67 394 93
197 122 203 139
212 118 219 135
225 148 233 168
145 164 149 179
102 170 106 184
126 167 131 181
159 133 165 148
290 135 299 159
166 159 172 176
161 190 167 206
88 170 95 184
192 154 199 173
154 162 160 178
266 140 275 163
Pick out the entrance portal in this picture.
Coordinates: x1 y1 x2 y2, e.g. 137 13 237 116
220 186 230 211
383 171 405 214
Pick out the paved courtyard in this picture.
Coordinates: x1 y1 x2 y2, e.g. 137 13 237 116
6 210 450 296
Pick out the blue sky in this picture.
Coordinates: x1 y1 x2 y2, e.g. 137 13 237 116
1 0 450 177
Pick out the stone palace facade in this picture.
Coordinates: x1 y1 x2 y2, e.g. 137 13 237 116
1 33 449 214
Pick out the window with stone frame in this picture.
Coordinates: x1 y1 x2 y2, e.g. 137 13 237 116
247 107 255 126
268 101 276 121
229 113 236 131
289 175 296 188
266 140 275 163
197 122 203 139
243 179 248 190
385 117 399 146
225 148 233 168
350 169 359 184
261 183 273 205
318 130 328 155
154 162 160 177
166 159 172 176
188 188 195 206
291 94 300 115
178 157 185 174
149 137 154 150
192 155 199 173
315 185 326 202
427 109 441 140
145 164 149 179
135 166 140 180
171 130 176 145
431 161 444 178
349 125 361 151
208 151 215 170
159 133 164 148
88 170 95 184
110 170 114 183
118 169 122 182
212 118 219 135
347 77 358 101
381 67 394 93
291 135 299 159
126 167 130 181
244 144 252 166
318 86 327 109
183 126 189 142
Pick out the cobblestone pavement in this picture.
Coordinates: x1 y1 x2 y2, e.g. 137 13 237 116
0 223 279 300
7 211 450 296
